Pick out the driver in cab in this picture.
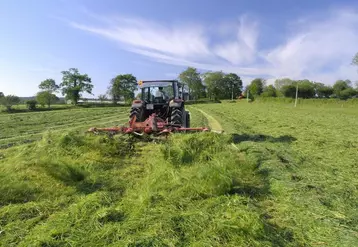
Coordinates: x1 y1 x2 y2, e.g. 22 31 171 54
155 87 168 101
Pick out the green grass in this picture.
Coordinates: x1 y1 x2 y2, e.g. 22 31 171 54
0 102 357 246
0 107 129 148
197 102 358 246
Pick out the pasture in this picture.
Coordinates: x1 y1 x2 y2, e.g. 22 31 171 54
0 102 357 246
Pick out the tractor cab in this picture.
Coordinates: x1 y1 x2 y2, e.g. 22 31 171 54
138 80 182 103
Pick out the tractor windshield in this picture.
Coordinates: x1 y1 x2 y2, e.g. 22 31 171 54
139 81 177 102
141 85 174 103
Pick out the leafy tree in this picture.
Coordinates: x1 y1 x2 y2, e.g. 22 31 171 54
203 71 225 100
274 78 294 89
39 79 59 93
315 83 333 98
281 84 297 98
0 95 20 111
340 88 357 100
352 52 358 67
296 80 315 98
248 78 265 96
223 73 243 100
98 94 108 102
0 92 4 98
26 100 38 110
179 67 205 99
108 74 137 103
261 85 277 97
333 80 352 99
60 68 93 105
243 86 255 101
36 91 58 108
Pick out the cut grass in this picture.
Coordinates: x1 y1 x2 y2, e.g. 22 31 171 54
0 107 129 148
197 102 358 246
0 131 280 246
0 102 357 246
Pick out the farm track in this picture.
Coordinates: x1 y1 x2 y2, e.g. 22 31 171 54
188 106 223 132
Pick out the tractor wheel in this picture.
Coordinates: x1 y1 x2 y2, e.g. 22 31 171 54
170 107 183 126
130 107 143 122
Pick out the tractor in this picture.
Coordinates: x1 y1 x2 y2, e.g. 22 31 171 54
129 80 190 128
87 80 209 136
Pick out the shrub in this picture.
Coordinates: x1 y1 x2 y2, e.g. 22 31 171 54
26 100 38 111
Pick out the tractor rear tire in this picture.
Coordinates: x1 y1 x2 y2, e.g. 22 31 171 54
130 107 143 122
170 108 183 126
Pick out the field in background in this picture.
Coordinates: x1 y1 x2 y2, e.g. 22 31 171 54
0 102 357 246
0 107 129 148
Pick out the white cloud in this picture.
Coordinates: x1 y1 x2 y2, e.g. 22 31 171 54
213 15 259 65
70 8 358 84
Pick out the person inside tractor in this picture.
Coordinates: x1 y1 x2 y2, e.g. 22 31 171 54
154 87 169 103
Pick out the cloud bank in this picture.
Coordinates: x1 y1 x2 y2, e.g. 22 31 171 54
70 9 358 84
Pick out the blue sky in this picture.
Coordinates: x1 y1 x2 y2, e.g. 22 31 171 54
1 0 358 97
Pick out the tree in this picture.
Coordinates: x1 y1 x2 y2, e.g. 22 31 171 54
248 78 265 96
203 71 225 100
296 80 315 98
340 88 357 100
317 86 334 98
26 100 38 110
223 73 243 100
98 94 108 102
39 79 59 93
281 84 297 98
0 95 20 111
60 68 93 105
274 78 294 89
108 74 137 103
261 85 277 97
315 83 333 98
333 80 352 99
352 52 358 67
36 91 58 108
0 92 4 98
179 67 205 100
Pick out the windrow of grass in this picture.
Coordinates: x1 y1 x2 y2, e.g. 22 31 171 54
0 126 304 246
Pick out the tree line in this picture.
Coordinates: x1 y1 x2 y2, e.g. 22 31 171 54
1 52 357 111
245 78 358 100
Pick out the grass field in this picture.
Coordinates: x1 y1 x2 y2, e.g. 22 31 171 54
0 107 129 148
0 102 357 246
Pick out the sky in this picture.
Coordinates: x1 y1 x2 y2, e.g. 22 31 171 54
1 0 358 97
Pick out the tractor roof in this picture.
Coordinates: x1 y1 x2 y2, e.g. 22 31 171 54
138 80 180 88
